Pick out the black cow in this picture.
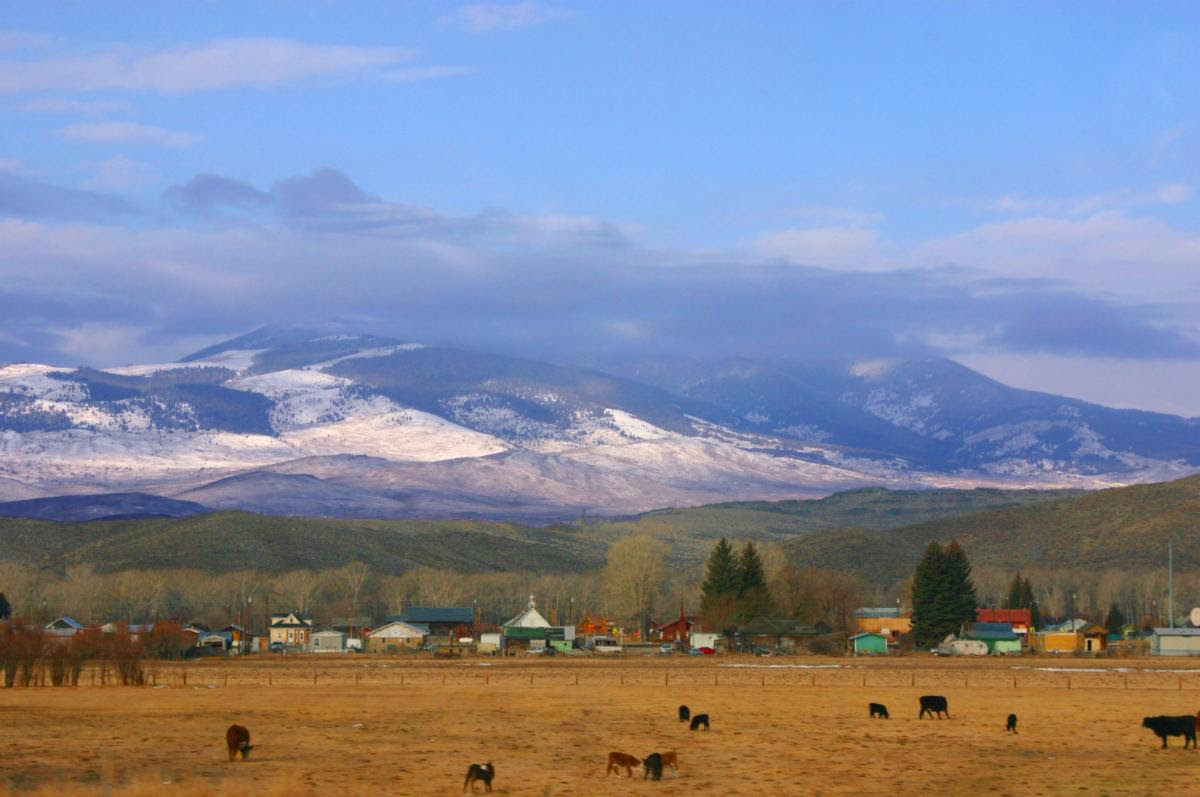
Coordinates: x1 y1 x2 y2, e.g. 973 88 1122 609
678 705 690 722
1006 713 1018 733
918 695 950 719
1142 715 1198 749
642 753 662 781
869 702 889 719
464 762 495 792
689 713 710 731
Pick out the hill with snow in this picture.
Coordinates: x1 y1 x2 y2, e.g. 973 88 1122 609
1 327 1195 520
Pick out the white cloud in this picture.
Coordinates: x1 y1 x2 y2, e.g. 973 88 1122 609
0 30 57 53
440 2 571 33
0 37 441 95
754 225 890 270
59 121 200 148
983 183 1194 216
15 97 136 115
916 211 1200 302
82 155 158 190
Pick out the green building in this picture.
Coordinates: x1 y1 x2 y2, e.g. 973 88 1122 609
849 632 888 655
964 622 1021 654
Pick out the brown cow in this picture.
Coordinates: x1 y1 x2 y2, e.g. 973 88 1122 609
607 752 640 777
225 724 253 761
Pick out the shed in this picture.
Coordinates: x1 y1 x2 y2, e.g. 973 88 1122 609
849 632 888 655
1151 627 1200 656
389 607 475 640
311 630 347 652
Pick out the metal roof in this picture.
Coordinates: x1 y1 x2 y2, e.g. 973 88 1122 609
390 607 474 624
1152 627 1200 637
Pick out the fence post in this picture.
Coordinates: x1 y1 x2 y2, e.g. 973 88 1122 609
761 675 766 686
1067 675 1071 689
269 672 272 687
313 672 318 686
224 674 228 688
665 673 669 686
621 673 624 686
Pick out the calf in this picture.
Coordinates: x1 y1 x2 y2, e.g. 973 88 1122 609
607 752 640 777
463 762 494 792
869 702 889 719
689 713 710 731
1142 715 1197 749
642 753 662 781
678 704 690 722
225 724 252 762
918 695 950 719
1006 713 1018 733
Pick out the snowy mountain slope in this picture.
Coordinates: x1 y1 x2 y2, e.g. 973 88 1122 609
1 327 1196 520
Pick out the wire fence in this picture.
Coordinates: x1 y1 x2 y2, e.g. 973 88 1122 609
30 660 1200 692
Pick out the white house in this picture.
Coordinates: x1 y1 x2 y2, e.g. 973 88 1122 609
503 595 551 629
691 631 721 650
1151 627 1200 656
367 620 426 652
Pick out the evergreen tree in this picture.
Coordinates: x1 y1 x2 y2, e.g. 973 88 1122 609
1104 602 1126 634
911 542 951 646
1004 573 1023 610
0 591 9 620
700 538 741 629
737 542 774 619
943 541 979 630
1019 577 1035 610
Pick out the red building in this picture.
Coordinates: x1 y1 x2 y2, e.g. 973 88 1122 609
653 603 699 645
976 608 1033 641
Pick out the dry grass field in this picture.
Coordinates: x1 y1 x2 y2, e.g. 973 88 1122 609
4 655 1200 795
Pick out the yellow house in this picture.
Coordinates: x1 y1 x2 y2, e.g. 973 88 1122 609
269 612 313 648
1031 623 1108 654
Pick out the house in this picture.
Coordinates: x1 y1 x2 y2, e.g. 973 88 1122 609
849 632 888 655
477 632 504 655
220 624 250 653
45 616 84 632
653 602 699 647
1031 621 1108 654
367 621 426 653
963 622 1022 655
1151 627 1200 656
853 608 912 642
736 617 823 651
269 612 313 648
311 630 347 652
976 608 1032 642
388 607 475 641
690 631 722 651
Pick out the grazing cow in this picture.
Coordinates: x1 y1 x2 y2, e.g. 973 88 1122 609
224 724 252 762
642 753 662 781
607 752 640 777
869 702 889 719
918 695 950 719
1006 714 1018 733
463 762 495 792
658 750 679 777
1142 716 1198 749
678 704 690 722
689 713 710 731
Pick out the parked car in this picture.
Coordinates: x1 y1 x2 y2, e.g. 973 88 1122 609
659 644 675 654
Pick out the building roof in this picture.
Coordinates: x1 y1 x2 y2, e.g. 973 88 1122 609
849 632 887 640
312 629 346 637
853 608 904 619
976 608 1032 625
965 622 1019 640
369 620 426 639
270 612 313 628
503 595 551 629
391 607 474 625
739 616 822 636
1153 627 1200 637
45 616 83 630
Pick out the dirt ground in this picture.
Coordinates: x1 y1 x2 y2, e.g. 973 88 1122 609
3 655 1200 796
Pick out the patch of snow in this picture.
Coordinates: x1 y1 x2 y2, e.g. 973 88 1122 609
850 359 899 379
743 411 769 424
305 344 426 370
106 348 265 377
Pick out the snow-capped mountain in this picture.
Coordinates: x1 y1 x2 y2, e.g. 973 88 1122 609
0 327 1195 520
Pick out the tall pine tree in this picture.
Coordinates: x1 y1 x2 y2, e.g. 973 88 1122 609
700 538 741 631
943 541 979 630
911 542 950 646
0 591 9 620
737 542 774 619
1004 572 1023 610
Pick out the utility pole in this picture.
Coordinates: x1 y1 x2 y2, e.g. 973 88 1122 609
1169 539 1175 629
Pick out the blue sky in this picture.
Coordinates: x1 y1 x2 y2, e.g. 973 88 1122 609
1 2 1199 414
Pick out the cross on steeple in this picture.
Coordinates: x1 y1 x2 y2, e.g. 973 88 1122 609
528 593 536 610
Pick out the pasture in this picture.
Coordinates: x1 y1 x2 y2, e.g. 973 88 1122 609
2 656 1200 795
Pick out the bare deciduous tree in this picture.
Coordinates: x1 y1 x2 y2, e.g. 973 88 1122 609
603 534 668 634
